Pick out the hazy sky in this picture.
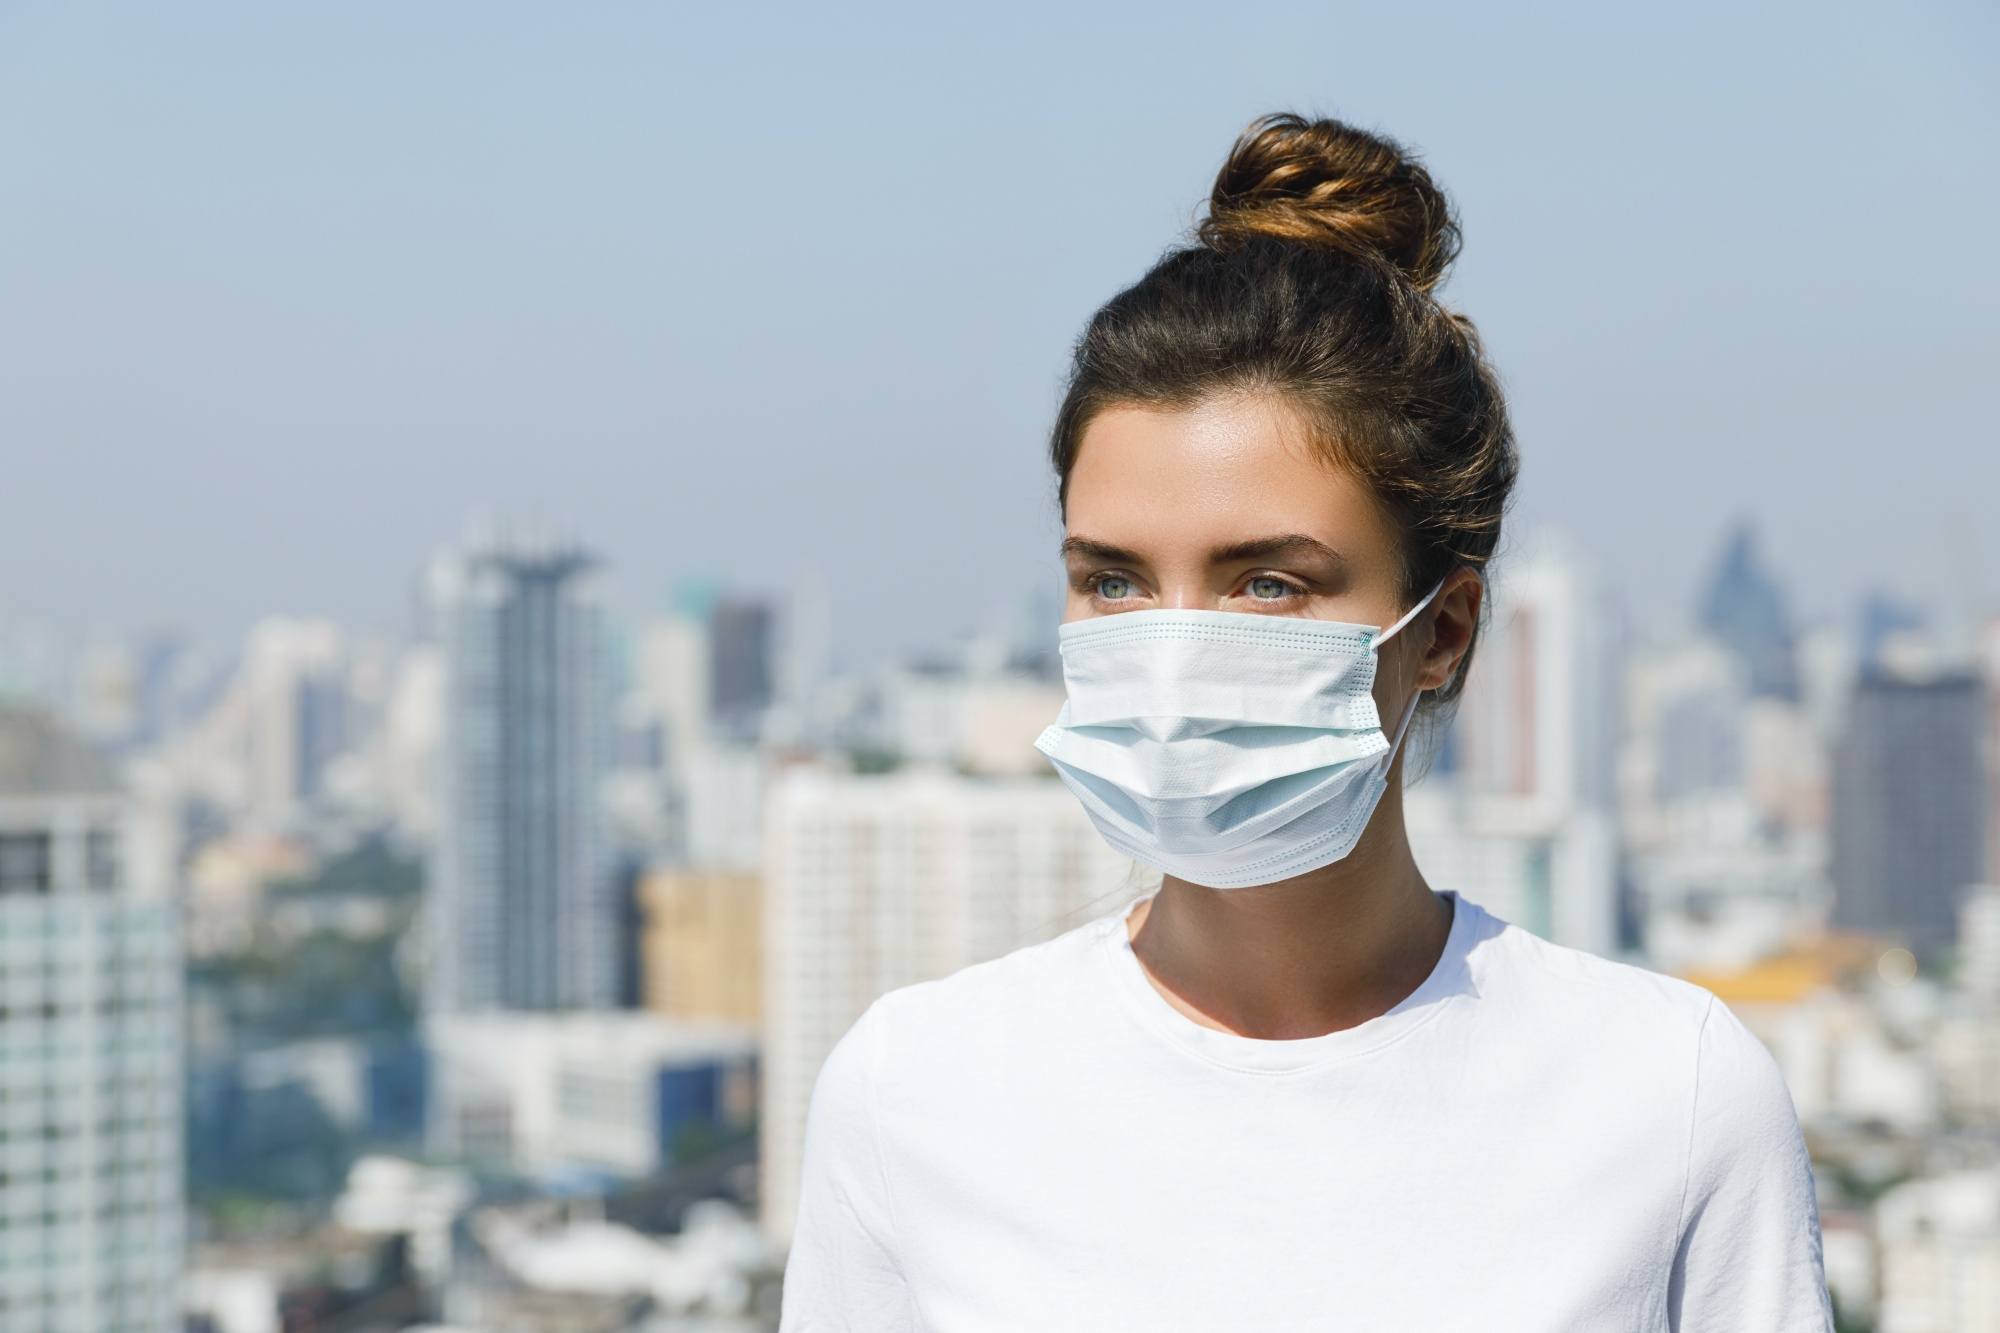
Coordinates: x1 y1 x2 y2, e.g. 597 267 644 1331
2 2 1994 671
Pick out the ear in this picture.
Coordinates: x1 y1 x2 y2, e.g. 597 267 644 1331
1415 566 1483 693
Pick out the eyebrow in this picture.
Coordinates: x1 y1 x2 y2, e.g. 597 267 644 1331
1059 533 1348 567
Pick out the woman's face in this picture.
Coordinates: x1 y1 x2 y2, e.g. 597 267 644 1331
1060 393 1411 630
1060 390 1472 727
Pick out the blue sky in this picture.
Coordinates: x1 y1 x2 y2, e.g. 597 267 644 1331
1 1 1993 669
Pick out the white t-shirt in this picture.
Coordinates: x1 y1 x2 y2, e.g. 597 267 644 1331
780 887 1834 1332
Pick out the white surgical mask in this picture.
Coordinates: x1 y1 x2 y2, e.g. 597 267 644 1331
1032 577 1446 889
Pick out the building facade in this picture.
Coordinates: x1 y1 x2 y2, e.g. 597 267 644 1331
638 868 762 1026
1831 671 1986 963
425 522 617 1015
0 706 182 1331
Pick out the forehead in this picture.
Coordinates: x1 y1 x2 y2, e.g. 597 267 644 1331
1064 395 1395 557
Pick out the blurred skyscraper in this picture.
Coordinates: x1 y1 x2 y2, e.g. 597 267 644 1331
1698 520 1801 702
241 617 351 830
1449 539 1621 813
424 522 617 1014
1831 670 1987 964
1414 537 1623 954
709 593 776 743
0 705 183 1331
655 578 719 758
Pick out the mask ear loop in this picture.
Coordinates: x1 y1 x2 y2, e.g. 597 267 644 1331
1376 683 1426 778
1372 574 1449 650
1370 572 1454 775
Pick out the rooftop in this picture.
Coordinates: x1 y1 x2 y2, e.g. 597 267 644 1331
0 704 118 798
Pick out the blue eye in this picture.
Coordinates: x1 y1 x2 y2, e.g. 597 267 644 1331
1247 576 1296 600
1094 575 1135 601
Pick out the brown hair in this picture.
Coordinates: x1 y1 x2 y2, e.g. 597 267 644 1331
1049 111 1520 728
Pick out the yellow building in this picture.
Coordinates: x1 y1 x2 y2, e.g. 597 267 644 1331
638 868 762 1026
1677 930 1889 1009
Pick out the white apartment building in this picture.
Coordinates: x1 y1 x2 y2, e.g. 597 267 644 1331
0 705 182 1331
1875 1168 2000 1333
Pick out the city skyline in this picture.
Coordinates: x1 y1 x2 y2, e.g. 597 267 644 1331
5 489 1992 1327
0 512 1982 693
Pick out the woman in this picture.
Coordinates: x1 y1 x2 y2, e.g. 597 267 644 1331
780 111 1832 1331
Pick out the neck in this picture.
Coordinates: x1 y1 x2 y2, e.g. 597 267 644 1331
1124 762 1453 1040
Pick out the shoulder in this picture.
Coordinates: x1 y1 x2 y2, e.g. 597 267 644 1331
1461 895 1801 1138
1684 984 1805 1154
1492 907 1790 1088
1465 896 1721 1043
1450 896 1756 1123
805 988 894 1139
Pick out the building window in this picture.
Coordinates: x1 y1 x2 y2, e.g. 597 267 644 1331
0 834 51 895
84 829 119 893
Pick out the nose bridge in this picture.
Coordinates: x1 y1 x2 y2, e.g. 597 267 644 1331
1157 557 1216 610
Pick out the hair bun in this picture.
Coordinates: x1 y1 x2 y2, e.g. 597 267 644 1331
1199 112 1461 294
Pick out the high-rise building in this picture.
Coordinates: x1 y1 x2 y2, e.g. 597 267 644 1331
760 764 1138 1248
0 705 183 1331
1423 538 1623 955
709 595 776 742
1830 671 1987 963
1450 538 1620 815
424 522 616 1015
242 616 351 829
1697 521 1800 701
1633 639 1748 803
634 605 710 764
